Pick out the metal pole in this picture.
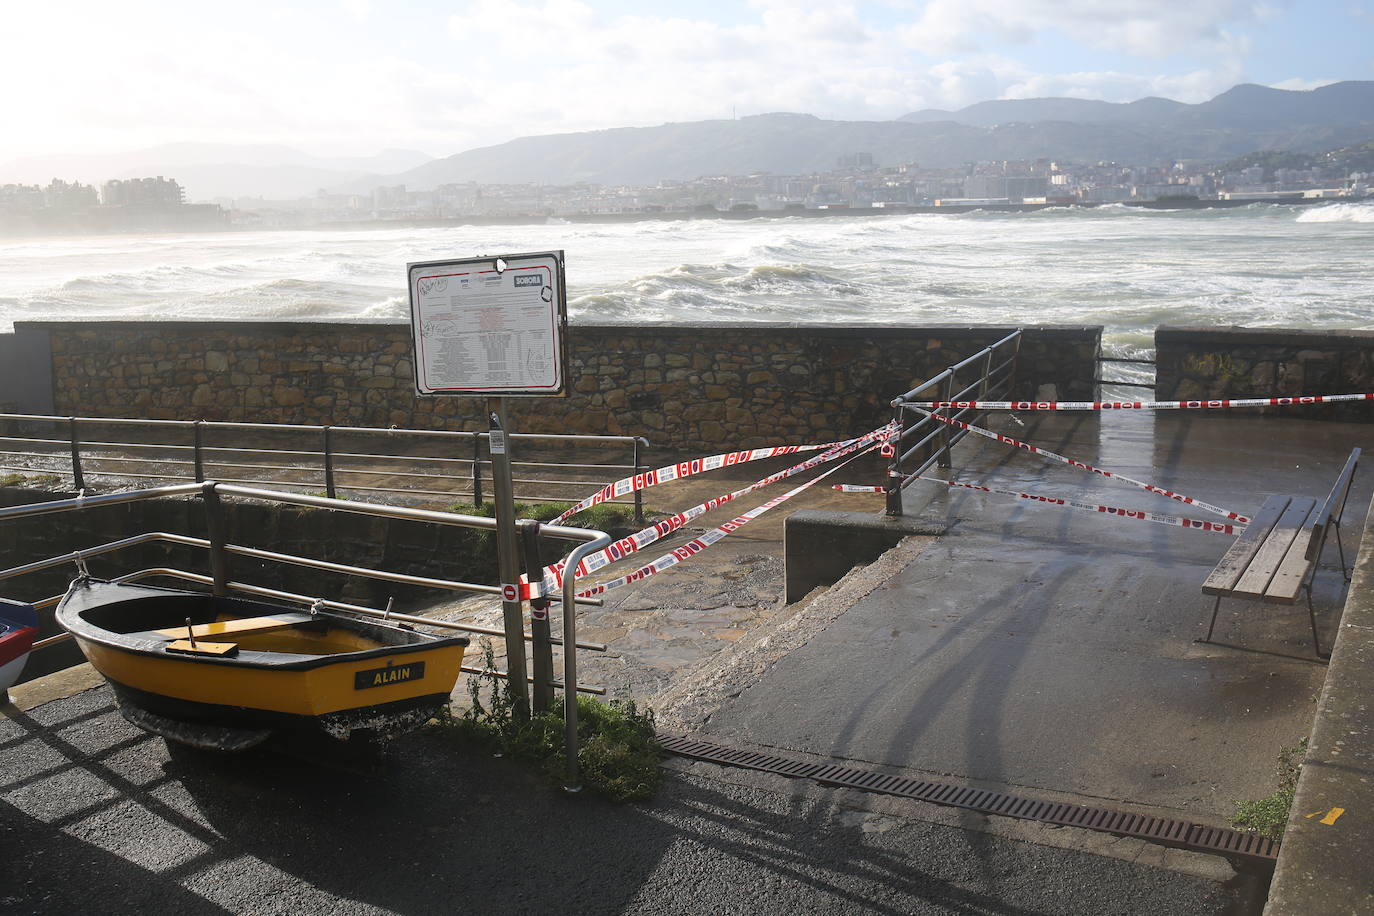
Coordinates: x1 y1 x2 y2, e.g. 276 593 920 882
1010 332 1023 399
323 426 336 499
885 399 907 517
487 399 530 718
559 530 611 792
471 435 484 507
520 519 555 713
68 418 84 491
192 421 204 482
632 438 645 526
201 482 229 596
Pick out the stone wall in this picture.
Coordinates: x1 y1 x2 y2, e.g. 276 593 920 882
1155 326 1374 421
22 321 1101 449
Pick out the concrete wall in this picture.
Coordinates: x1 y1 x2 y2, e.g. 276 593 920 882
0 326 53 413
1266 490 1374 913
1156 327 1374 420
21 321 1101 450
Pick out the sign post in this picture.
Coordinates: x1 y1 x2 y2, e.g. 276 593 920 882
408 251 568 717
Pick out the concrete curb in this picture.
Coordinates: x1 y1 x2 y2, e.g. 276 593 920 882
1266 490 1374 914
783 509 946 604
2 661 102 714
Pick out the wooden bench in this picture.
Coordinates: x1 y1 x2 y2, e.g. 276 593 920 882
1202 448 1360 657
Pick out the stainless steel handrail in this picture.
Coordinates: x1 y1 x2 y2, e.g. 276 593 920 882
0 413 651 519
885 330 1022 515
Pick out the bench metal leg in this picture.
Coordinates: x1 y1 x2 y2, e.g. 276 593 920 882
1305 584 1328 659
1205 596 1223 643
1334 521 1351 582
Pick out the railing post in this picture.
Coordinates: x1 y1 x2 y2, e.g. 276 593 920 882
67 418 84 491
323 426 336 499
1010 332 1023 399
471 435 484 507
520 519 555 713
632 438 646 526
201 481 229 596
885 399 908 517
192 421 205 482
937 371 955 469
979 347 994 429
487 400 530 719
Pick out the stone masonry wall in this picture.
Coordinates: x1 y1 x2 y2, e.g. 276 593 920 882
25 322 1101 450
1155 326 1374 421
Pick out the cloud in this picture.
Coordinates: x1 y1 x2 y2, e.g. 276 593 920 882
1269 77 1339 91
0 0 1317 164
900 1 1279 57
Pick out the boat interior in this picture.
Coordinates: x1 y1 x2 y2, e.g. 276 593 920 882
69 586 440 660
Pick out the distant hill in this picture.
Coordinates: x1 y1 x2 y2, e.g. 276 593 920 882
350 114 1182 190
901 81 1374 131
0 144 434 201
359 81 1374 190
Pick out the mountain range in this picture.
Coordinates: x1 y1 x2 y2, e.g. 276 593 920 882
376 81 1374 190
6 81 1373 200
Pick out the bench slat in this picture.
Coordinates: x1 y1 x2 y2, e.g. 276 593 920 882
1202 496 1292 595
1231 497 1318 600
1266 504 1326 603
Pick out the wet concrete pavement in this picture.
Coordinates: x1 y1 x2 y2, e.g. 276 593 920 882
692 411 1374 821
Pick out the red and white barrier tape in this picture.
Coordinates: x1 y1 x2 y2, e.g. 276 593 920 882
924 477 1243 535
525 423 898 599
902 393 1374 411
908 408 1250 523
832 484 886 493
551 440 845 526
570 444 876 599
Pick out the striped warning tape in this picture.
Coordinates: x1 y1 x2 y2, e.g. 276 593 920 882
832 484 886 493
907 408 1250 523
524 423 898 599
922 477 1243 535
568 444 876 599
551 439 845 526
900 393 1374 411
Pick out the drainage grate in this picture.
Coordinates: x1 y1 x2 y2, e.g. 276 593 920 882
658 734 1278 868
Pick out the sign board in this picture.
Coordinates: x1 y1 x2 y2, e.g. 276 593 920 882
407 251 568 397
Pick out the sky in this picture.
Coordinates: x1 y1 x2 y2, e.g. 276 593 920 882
2 0 1372 163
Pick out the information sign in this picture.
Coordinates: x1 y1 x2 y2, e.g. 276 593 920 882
407 251 568 397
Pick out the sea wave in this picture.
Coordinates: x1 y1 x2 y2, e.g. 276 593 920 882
1296 202 1374 223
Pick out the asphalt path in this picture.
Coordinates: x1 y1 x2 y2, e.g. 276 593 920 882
1 686 1259 915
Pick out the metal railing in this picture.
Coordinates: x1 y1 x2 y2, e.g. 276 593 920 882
0 481 611 788
0 414 649 523
885 330 1022 516
1097 353 1156 393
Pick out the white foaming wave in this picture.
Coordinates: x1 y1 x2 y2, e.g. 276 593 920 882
1297 202 1374 223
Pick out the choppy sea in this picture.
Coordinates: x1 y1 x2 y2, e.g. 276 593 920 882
2 202 1371 363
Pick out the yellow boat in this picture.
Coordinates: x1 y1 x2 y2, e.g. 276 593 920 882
56 579 468 751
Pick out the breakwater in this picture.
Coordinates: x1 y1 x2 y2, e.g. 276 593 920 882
9 322 1100 450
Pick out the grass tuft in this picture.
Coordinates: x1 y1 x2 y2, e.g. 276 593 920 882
1233 737 1307 842
433 641 662 803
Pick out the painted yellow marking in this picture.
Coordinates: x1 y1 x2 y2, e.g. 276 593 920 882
1304 807 1346 825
